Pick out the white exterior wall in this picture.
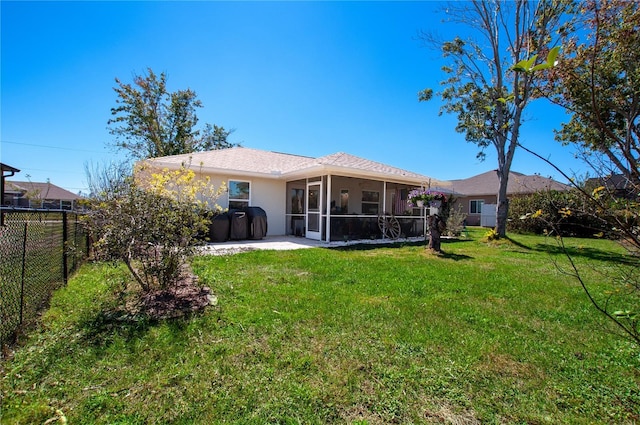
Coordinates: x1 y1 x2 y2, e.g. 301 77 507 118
250 178 287 236
203 174 287 236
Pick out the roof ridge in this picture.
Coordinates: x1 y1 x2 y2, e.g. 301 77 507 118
267 149 315 159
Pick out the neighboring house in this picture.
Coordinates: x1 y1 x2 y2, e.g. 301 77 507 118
1 163 20 208
450 170 570 226
585 174 638 200
1 163 21 226
143 147 452 242
3 180 83 210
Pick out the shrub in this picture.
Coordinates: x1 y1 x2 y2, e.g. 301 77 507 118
508 189 609 237
84 165 224 292
445 203 467 237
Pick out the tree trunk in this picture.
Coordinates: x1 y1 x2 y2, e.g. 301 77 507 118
427 214 442 252
495 171 509 238
124 257 149 292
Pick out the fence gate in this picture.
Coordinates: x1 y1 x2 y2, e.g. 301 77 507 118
480 203 497 227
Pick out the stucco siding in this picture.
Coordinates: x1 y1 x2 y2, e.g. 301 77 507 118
250 178 287 236
203 174 287 236
453 195 497 226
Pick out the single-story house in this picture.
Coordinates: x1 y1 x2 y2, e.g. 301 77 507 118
1 163 21 226
450 170 570 226
143 147 453 242
1 163 21 208
3 180 83 210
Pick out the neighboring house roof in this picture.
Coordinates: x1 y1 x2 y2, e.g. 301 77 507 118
450 170 570 196
585 174 638 199
6 181 82 201
144 147 452 190
586 174 633 190
1 163 21 175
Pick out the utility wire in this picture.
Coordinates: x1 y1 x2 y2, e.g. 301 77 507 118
1 140 110 155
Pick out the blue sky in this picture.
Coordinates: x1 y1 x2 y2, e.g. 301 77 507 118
1 1 585 193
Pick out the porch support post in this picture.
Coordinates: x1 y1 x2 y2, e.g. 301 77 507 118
383 181 387 214
382 181 387 240
325 174 332 242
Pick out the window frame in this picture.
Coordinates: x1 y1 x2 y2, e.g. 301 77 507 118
228 180 251 209
469 199 484 215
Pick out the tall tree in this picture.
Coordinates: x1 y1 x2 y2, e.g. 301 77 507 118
419 0 568 238
543 0 640 186
108 68 235 160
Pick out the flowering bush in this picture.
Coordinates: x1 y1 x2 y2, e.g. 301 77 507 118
407 189 447 207
86 164 226 292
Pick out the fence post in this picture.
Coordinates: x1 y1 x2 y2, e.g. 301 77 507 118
19 222 27 326
62 211 68 285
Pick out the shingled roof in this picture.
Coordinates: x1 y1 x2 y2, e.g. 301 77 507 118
6 181 82 201
145 147 311 176
450 170 569 196
145 147 451 189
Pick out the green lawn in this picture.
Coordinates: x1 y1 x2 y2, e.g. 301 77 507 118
2 228 639 424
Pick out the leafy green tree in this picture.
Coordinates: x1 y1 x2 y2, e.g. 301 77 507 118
109 68 235 160
543 0 640 185
419 0 568 238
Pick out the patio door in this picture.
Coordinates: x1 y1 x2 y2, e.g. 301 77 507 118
306 181 322 240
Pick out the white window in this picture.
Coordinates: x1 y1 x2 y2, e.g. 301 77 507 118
470 200 484 214
229 180 250 209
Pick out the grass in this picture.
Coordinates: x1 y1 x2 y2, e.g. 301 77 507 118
1 228 639 424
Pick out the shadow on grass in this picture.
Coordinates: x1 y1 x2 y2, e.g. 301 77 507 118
532 242 640 265
504 236 533 251
331 237 474 252
435 250 473 261
77 305 198 349
331 237 474 260
494 236 635 265
78 309 157 347
331 240 425 252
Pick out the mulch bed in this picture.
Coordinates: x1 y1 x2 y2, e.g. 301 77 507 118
137 278 216 320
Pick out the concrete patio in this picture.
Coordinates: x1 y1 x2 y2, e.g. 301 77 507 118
199 235 426 255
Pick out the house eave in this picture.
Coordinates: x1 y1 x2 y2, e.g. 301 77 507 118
143 157 452 190
282 164 449 188
143 160 286 180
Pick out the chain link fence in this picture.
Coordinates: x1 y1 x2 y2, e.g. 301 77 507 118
0 209 89 345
